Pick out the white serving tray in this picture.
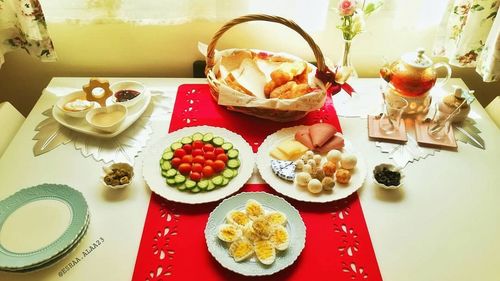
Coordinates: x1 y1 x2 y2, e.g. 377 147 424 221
52 90 151 138
257 125 367 203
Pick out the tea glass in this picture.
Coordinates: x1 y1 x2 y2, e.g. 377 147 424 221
379 94 409 135
427 106 461 140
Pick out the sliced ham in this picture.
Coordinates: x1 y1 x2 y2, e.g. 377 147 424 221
294 128 314 149
314 134 345 154
309 123 337 148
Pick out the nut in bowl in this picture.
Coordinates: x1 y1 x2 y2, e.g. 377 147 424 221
102 162 134 189
373 163 404 189
56 90 99 118
110 80 146 107
86 103 127 133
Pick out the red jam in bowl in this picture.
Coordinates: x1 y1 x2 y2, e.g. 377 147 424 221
115 90 140 102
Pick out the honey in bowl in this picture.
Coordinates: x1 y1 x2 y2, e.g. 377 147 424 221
115 89 140 102
91 110 126 127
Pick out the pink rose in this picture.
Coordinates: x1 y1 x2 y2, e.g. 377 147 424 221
338 0 357 16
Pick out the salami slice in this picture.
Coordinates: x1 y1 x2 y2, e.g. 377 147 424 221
294 128 314 149
309 123 337 148
314 134 345 154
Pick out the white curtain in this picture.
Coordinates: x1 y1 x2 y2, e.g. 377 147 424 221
41 0 329 32
434 0 500 82
0 0 56 67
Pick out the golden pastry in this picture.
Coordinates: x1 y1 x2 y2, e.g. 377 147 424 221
336 168 351 184
82 78 113 107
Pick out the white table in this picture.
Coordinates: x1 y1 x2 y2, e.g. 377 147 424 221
0 78 499 281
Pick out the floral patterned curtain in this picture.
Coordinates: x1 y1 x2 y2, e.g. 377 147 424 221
434 0 499 82
0 0 56 67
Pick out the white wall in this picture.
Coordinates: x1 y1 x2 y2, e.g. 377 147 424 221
0 16 498 116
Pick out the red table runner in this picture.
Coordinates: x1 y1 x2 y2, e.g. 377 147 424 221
133 84 382 281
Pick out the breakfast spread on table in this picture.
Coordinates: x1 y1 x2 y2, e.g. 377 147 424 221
159 132 240 193
216 199 290 265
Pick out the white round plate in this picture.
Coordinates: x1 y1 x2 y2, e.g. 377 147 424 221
257 125 367 203
143 126 254 204
205 192 306 276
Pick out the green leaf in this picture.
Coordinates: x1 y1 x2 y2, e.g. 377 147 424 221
471 4 484 11
486 11 497 20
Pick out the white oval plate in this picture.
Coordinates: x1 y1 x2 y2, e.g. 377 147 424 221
205 192 306 276
257 125 367 203
143 126 254 204
52 89 151 138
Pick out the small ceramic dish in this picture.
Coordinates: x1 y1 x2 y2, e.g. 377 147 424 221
373 163 404 189
101 162 134 189
85 104 127 133
109 81 146 107
56 91 99 118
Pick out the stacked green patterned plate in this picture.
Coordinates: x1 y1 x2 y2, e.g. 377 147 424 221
0 184 89 272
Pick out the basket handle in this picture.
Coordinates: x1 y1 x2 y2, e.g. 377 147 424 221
205 14 327 75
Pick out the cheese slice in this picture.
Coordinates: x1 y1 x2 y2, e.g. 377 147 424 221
277 140 309 160
270 148 289 160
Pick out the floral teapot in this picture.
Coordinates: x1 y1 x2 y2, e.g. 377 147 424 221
380 48 451 97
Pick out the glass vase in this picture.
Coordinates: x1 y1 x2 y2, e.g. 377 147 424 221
338 39 358 81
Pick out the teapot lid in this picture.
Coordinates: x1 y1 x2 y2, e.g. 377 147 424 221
401 48 433 68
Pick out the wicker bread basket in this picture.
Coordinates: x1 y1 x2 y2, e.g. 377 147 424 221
205 14 331 122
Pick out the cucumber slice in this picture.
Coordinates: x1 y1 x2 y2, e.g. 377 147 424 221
161 171 169 178
181 137 193 144
166 178 176 186
177 184 187 191
221 178 229 186
161 161 172 171
207 181 216 191
212 176 224 186
171 142 183 150
192 133 204 141
190 186 201 193
227 159 240 169
174 174 186 184
162 151 174 161
185 179 197 190
221 142 233 151
231 169 239 177
222 169 234 179
212 137 224 146
202 133 214 142
197 180 209 191
160 158 165 165
165 169 177 178
227 149 239 159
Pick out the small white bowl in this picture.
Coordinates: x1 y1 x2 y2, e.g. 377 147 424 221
101 162 134 189
56 91 99 118
86 104 127 133
109 81 145 107
373 163 404 189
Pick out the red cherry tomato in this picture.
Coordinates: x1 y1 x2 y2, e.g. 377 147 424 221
203 144 215 152
171 157 181 168
213 160 225 172
216 153 229 163
214 147 225 155
192 140 204 149
173 148 186 158
193 155 205 164
204 151 216 161
178 163 192 175
189 171 202 181
192 149 204 157
202 166 214 178
182 144 192 154
191 163 203 173
204 159 214 167
181 155 193 163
